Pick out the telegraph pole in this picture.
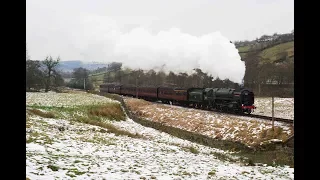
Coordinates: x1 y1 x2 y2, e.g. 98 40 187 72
84 78 86 90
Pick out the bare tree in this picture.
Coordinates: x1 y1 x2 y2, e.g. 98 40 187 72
42 56 60 92
26 60 45 91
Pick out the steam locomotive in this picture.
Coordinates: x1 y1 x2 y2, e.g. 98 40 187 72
99 83 256 114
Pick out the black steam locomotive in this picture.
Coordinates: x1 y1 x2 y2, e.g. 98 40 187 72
100 83 256 114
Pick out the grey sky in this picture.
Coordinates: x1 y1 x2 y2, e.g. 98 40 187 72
26 0 293 64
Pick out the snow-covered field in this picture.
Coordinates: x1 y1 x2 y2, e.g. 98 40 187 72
252 97 294 120
26 92 294 179
26 91 119 107
124 97 294 147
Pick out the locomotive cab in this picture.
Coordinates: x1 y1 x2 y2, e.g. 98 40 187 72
240 89 256 114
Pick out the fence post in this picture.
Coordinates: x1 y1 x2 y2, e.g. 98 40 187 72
272 96 274 130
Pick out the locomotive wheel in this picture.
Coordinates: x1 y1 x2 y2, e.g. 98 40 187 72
244 109 252 115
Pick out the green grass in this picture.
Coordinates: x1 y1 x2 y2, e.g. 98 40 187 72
188 146 199 154
47 165 59 171
27 109 55 118
210 151 237 162
67 168 86 175
237 41 294 64
259 41 294 64
234 150 293 167
238 45 251 52
72 116 143 138
208 170 216 176
27 103 143 138
26 131 54 144
27 103 126 121
237 45 251 59
80 134 117 145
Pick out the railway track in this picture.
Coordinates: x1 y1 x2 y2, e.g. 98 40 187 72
186 105 293 124
145 99 294 124
243 114 293 124
108 94 294 124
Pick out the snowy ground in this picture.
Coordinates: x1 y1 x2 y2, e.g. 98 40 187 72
26 92 294 179
124 97 294 147
26 91 119 107
252 97 294 120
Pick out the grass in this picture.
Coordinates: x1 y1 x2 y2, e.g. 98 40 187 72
27 109 55 118
27 103 126 122
124 98 153 109
237 45 251 59
47 165 59 171
67 168 86 175
259 41 294 64
181 146 199 154
80 134 117 145
26 131 54 144
74 116 143 138
27 100 142 139
124 97 292 147
258 127 290 144
103 93 123 101
87 104 126 120
122 96 294 167
208 170 216 176
235 150 294 167
237 41 294 65
210 151 237 163
238 46 251 52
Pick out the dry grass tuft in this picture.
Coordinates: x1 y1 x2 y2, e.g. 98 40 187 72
215 132 223 139
75 116 143 138
125 98 153 110
88 104 125 121
258 127 287 143
28 109 55 118
26 122 32 128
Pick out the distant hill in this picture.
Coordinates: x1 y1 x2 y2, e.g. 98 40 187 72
57 60 108 72
237 41 294 64
234 31 294 97
235 31 294 64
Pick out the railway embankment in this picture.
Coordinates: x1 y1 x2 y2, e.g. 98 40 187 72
99 92 294 167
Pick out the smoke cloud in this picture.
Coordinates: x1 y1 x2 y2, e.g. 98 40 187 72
111 27 245 83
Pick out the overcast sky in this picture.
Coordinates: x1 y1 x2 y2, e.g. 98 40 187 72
26 0 294 65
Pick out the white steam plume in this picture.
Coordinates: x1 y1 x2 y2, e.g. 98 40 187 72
111 27 245 83
114 28 245 83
